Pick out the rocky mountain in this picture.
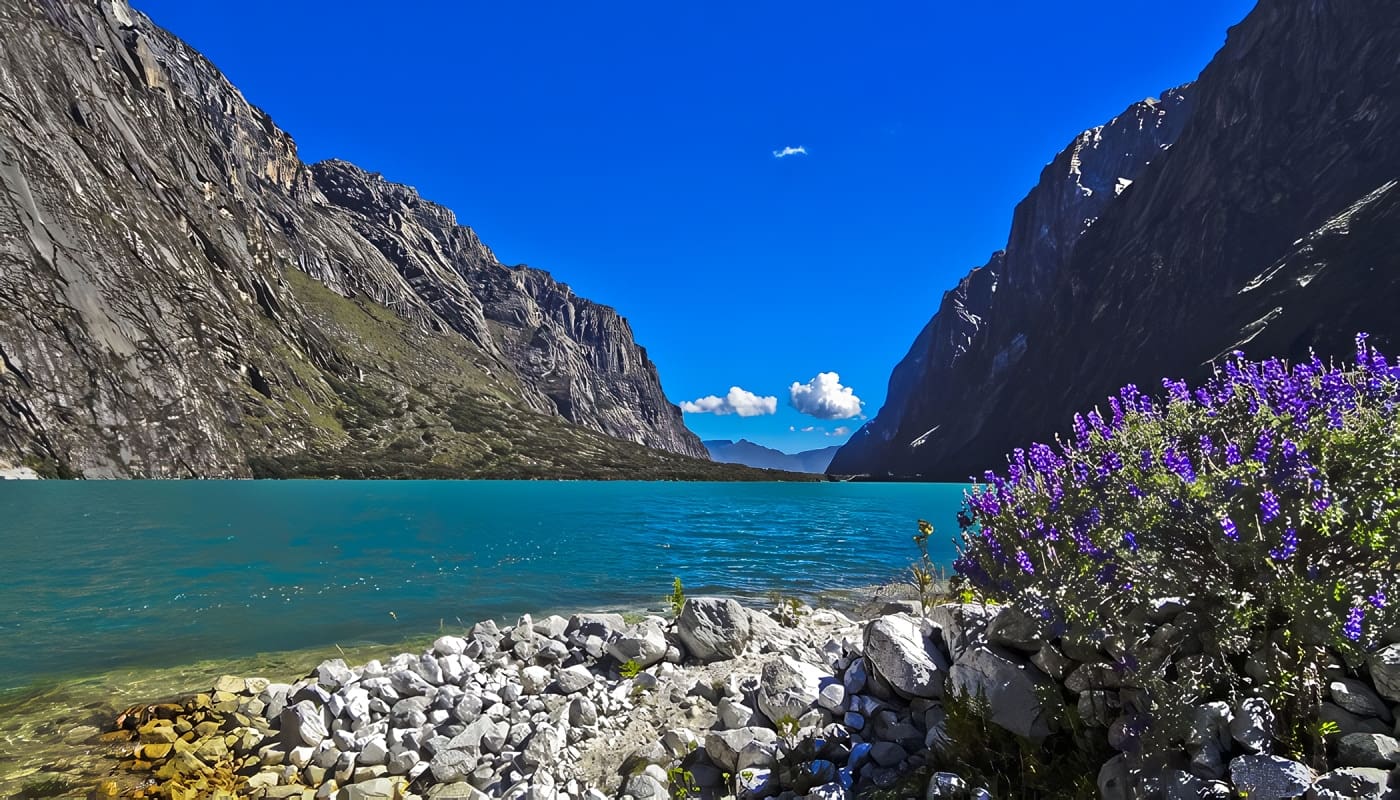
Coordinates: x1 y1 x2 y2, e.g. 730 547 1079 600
831 0 1400 480
703 439 842 474
0 0 752 479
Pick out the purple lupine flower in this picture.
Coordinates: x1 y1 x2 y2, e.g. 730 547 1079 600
1253 429 1274 463
1369 591 1388 610
1260 489 1281 524
1163 447 1197 484
1098 451 1123 479
1199 435 1214 457
1123 531 1138 552
1225 443 1242 466
1163 377 1190 404
1269 527 1298 561
1357 332 1371 365
1108 397 1125 429
1328 404 1345 429
1072 461 1090 484
1044 525 1060 542
1220 516 1239 541
1088 410 1110 439
1140 449 1155 471
1343 605 1365 642
1073 413 1091 449
1313 495 1332 513
1015 549 1035 576
1127 483 1145 498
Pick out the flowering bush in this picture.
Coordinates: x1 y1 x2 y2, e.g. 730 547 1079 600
955 335 1400 694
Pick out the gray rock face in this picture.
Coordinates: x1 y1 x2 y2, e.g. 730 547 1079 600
863 614 949 699
1329 678 1393 721
1230 754 1312 800
678 598 753 662
1368 645 1400 703
0 0 711 478
606 623 668 668
1308 767 1390 800
1335 733 1400 769
1230 697 1277 754
831 0 1400 481
948 646 1055 739
755 656 826 724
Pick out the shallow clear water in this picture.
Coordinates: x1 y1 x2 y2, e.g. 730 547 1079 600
0 480 965 694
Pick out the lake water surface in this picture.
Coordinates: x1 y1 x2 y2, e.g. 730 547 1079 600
0 481 966 694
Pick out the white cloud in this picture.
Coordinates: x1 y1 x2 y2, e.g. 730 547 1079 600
826 426 851 437
772 146 808 159
680 386 778 417
801 426 818 433
789 372 864 420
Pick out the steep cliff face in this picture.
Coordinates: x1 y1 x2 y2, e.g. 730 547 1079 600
0 0 708 478
832 0 1400 480
831 89 1194 476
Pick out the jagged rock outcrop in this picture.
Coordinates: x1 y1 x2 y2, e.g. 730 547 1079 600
832 0 1400 480
0 0 710 477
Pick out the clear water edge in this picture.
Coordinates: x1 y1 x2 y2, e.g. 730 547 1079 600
0 480 966 796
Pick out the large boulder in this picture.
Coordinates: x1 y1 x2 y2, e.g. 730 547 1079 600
704 727 778 773
863 614 949 699
926 604 997 661
606 622 668 668
1367 644 1400 702
948 646 1055 739
1329 677 1393 721
1229 754 1312 799
1335 733 1400 769
1308 767 1390 800
678 598 752 662
755 656 827 724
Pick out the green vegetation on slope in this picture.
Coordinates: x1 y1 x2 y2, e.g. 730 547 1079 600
246 270 817 481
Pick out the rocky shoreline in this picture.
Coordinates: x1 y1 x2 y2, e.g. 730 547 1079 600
87 594 1400 800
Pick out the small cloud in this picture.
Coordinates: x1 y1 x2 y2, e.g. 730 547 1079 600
788 426 796 432
801 426 818 433
790 372 864 420
680 386 778 417
826 426 851 437
772 146 807 159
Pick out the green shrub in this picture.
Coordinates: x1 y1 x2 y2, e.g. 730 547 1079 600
955 336 1400 757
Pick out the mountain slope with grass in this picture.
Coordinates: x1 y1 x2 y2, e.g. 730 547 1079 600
831 0 1400 481
0 0 742 479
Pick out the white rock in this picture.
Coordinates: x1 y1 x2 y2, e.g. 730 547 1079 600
433 636 468 657
817 681 845 713
430 749 476 783
756 656 826 724
282 700 330 747
863 614 948 699
704 726 778 773
520 666 551 695
555 665 594 695
605 623 668 668
677 597 753 662
342 777 405 800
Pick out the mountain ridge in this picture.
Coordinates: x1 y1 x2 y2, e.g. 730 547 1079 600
0 0 763 480
703 439 841 474
831 0 1400 480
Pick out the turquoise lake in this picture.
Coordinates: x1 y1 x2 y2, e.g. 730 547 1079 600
0 481 966 694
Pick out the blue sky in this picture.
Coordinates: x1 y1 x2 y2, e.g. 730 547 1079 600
137 0 1256 453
